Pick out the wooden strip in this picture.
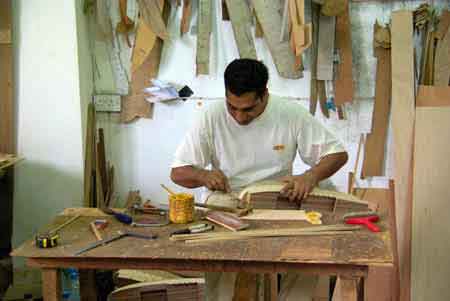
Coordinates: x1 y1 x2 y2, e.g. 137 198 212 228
90 222 103 241
434 23 450 86
0 45 13 154
416 85 450 107
361 47 391 177
196 0 212 75
95 142 105 208
334 0 353 105
254 14 263 38
42 268 61 301
0 0 11 44
412 107 450 301
180 0 192 35
83 104 95 207
138 0 169 40
317 15 336 80
435 9 450 40
131 17 157 73
225 0 257 59
309 2 319 115
391 11 414 301
252 0 302 79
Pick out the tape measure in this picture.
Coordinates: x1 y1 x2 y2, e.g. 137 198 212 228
35 232 59 248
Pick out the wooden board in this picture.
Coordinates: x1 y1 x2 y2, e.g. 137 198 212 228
0 0 11 44
416 85 450 107
0 45 13 154
309 1 320 115
412 107 450 301
333 0 353 105
391 11 414 301
434 22 450 86
83 104 95 207
180 0 192 35
138 0 169 40
225 0 257 59
252 0 302 79
361 47 391 177
196 0 212 75
317 15 336 81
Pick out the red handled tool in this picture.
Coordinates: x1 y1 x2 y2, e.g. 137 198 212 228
343 211 380 233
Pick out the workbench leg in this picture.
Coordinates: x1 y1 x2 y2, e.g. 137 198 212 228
264 274 278 301
331 276 361 301
42 268 60 301
79 269 98 300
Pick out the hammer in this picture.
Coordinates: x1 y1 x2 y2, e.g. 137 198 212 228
343 211 380 233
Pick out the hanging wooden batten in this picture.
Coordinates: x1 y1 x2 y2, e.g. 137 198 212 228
180 0 192 35
316 14 335 81
252 0 302 79
391 11 414 301
333 0 353 105
225 0 257 59
309 1 320 115
196 0 212 75
434 9 450 86
361 22 391 178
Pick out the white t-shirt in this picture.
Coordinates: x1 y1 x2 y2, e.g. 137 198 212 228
172 95 345 201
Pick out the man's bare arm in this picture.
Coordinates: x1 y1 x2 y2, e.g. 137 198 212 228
171 166 231 192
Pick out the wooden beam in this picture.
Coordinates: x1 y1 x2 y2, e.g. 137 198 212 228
252 0 302 79
83 103 96 207
196 0 212 75
317 15 336 80
391 11 414 301
361 47 391 177
42 268 61 301
225 0 257 59
334 0 353 105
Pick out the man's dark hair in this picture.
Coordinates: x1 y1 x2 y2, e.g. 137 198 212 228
224 59 269 99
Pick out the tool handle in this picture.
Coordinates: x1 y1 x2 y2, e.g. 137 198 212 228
365 221 380 232
170 228 191 236
113 212 133 224
127 232 158 239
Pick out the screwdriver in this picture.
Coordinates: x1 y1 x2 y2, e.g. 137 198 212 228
101 208 133 225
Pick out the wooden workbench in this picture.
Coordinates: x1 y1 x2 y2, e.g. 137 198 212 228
11 208 393 300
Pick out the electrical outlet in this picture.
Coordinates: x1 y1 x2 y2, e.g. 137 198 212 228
94 94 121 112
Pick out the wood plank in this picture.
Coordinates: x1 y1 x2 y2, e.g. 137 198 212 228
361 47 391 177
309 1 319 115
79 269 98 301
138 0 169 40
317 80 329 118
264 274 278 301
233 272 258 301
42 268 61 301
196 0 212 75
317 15 336 80
334 0 353 105
0 45 13 154
412 107 450 301
180 0 192 35
0 0 11 44
416 85 450 107
391 11 414 301
131 17 157 73
225 0 257 59
83 103 96 207
252 0 302 79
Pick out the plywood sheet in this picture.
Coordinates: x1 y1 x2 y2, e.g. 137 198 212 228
361 48 391 177
391 11 414 301
252 0 302 79
412 107 450 301
225 0 257 59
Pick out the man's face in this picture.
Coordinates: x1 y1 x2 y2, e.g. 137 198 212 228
225 90 268 125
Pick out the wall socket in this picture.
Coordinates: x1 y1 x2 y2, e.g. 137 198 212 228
93 94 121 112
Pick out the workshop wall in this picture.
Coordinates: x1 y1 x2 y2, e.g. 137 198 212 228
11 0 89 260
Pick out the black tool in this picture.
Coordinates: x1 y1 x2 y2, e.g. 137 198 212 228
75 230 157 256
170 223 214 236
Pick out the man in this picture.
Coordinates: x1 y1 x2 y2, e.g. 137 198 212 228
171 59 348 300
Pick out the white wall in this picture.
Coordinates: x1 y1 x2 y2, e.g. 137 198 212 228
12 0 85 252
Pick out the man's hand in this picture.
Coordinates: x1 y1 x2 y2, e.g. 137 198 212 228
279 171 319 204
198 169 231 193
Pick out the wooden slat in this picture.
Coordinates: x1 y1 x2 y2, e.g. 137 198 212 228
416 85 450 107
317 80 329 118
391 11 414 301
0 0 11 44
131 17 157 73
331 276 358 301
309 1 319 115
412 107 450 301
334 0 353 105
196 0 212 75
233 272 258 301
361 47 391 177
225 0 257 59
252 0 302 79
0 45 13 154
264 274 278 301
83 103 96 207
180 0 192 35
317 15 335 80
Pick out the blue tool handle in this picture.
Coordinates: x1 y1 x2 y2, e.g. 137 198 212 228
113 212 132 225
